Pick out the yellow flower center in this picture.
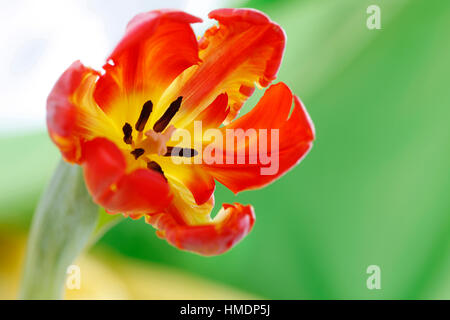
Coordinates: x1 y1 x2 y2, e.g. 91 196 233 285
120 97 197 174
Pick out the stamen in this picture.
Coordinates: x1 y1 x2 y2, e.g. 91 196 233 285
135 100 153 132
153 96 183 133
131 148 145 159
164 146 198 157
122 123 133 144
147 161 165 178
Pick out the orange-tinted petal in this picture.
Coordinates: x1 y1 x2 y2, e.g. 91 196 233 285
46 61 100 163
153 156 216 206
47 60 123 163
165 178 216 226
146 203 255 256
186 93 230 130
94 10 202 129
203 82 315 193
81 137 172 215
167 8 285 128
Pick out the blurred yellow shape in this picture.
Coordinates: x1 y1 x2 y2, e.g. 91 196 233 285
0 229 24 299
0 230 256 300
103 257 256 300
64 255 130 300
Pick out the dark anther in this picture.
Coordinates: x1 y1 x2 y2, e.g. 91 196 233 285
131 148 145 159
147 161 165 178
122 123 133 144
164 146 198 157
153 96 183 132
135 100 153 131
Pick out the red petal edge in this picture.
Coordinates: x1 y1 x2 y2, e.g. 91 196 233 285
47 60 98 162
146 203 255 256
81 137 172 216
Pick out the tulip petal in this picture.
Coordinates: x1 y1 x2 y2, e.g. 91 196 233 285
185 93 230 130
153 156 216 206
203 82 315 193
46 61 97 162
47 60 125 163
81 137 172 215
93 10 202 130
167 8 285 128
147 202 255 256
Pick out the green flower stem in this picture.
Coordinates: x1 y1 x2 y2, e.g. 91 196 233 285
19 159 117 299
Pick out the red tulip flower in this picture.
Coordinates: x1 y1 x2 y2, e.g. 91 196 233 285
46 8 314 256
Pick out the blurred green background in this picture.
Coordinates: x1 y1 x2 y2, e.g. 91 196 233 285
1 0 449 299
